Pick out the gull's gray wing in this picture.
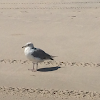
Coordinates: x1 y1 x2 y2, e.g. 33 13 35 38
31 48 53 60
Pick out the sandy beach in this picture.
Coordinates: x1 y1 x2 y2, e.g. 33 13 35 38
0 0 100 100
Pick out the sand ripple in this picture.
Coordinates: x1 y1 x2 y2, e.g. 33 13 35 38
0 2 99 9
0 86 100 99
0 59 100 67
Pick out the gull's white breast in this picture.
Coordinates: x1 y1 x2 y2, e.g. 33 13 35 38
24 47 43 63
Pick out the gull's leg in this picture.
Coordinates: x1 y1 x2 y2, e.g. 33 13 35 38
28 62 35 72
36 63 38 71
32 63 38 72
32 63 34 71
33 63 38 72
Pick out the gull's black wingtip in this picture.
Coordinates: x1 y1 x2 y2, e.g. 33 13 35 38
50 55 57 60
50 58 54 60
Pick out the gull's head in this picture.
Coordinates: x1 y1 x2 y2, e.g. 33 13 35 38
22 42 34 48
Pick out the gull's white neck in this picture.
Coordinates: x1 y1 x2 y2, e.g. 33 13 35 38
24 46 39 62
24 47 33 55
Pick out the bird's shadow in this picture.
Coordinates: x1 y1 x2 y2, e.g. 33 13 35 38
37 66 61 72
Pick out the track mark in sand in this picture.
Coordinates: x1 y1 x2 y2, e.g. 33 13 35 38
11 34 24 36
0 7 99 9
0 86 100 99
0 2 100 4
0 59 100 67
0 2 99 9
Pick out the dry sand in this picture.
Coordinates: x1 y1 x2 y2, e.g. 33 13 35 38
0 0 100 100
